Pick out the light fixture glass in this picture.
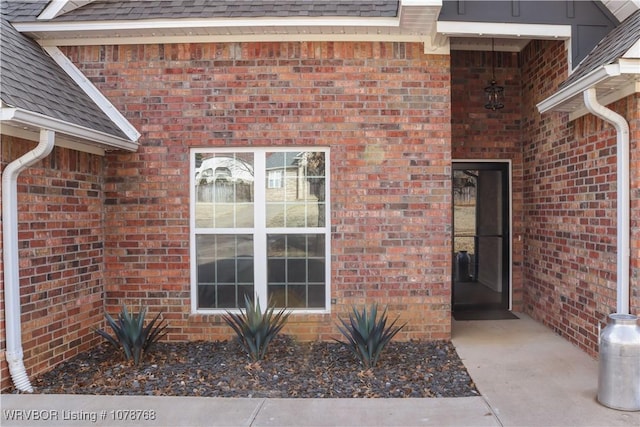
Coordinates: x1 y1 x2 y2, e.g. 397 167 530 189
484 39 504 110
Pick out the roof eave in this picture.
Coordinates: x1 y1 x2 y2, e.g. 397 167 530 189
12 1 449 54
537 58 640 120
1 107 139 154
42 46 141 142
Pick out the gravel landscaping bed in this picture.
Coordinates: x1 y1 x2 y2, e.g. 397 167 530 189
27 337 479 398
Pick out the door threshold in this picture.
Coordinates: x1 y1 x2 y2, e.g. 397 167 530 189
452 309 518 321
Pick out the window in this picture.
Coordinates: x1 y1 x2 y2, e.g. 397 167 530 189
267 170 283 188
191 149 329 312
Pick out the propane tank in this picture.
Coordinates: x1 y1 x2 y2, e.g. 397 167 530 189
597 313 640 411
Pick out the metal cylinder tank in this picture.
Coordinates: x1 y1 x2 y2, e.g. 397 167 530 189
597 313 640 411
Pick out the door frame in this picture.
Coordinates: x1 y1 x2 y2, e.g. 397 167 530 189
452 159 513 311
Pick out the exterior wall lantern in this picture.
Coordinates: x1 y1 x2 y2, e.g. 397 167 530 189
484 38 504 110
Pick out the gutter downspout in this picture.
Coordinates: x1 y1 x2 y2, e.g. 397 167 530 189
2 129 55 392
583 88 630 314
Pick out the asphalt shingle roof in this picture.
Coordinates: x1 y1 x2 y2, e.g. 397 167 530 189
0 0 47 21
0 6 129 140
560 9 640 88
18 0 398 22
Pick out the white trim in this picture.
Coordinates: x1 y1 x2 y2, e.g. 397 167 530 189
401 0 442 6
452 159 513 311
41 46 141 142
16 17 399 33
253 153 268 309
37 0 68 20
569 81 640 121
437 21 571 39
622 39 640 58
38 0 97 20
537 59 640 116
1 107 137 152
618 57 640 72
0 123 105 156
36 33 443 47
190 148 331 314
189 151 197 314
537 64 619 114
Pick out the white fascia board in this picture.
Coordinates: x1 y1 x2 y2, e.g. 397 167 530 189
622 40 640 58
1 107 138 152
37 0 68 20
38 0 97 20
537 64 619 113
618 58 640 73
437 21 571 39
38 33 436 47
537 59 640 114
42 46 140 142
568 80 640 121
401 0 442 6
15 16 399 33
1 122 105 156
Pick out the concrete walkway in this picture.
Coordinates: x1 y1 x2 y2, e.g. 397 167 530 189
452 312 639 427
1 313 638 426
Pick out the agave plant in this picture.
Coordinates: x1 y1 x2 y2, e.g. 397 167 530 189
222 295 291 362
95 305 168 366
335 303 405 369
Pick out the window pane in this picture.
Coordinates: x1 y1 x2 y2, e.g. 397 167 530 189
288 285 306 308
196 234 254 309
195 153 254 228
287 259 306 282
268 259 286 283
308 259 325 283
267 233 325 309
269 285 286 307
306 234 325 257
308 285 325 308
265 151 325 228
266 203 285 228
198 286 216 308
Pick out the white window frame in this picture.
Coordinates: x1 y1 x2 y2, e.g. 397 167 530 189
190 147 331 314
267 169 284 188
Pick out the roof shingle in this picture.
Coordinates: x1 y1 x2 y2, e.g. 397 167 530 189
0 10 129 140
17 0 399 22
560 9 640 88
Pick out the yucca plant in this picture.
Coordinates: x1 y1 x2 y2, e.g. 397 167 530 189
335 303 406 369
95 305 168 366
222 295 291 362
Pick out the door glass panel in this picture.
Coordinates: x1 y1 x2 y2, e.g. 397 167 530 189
453 164 508 310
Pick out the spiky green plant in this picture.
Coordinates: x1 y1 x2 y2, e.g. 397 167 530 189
222 296 291 362
335 303 405 369
95 305 168 366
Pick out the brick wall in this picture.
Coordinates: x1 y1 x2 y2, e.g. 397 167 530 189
61 42 453 343
521 40 640 356
0 138 105 390
450 50 525 310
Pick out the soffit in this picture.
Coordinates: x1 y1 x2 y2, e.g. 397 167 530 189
13 1 446 52
538 9 640 120
600 0 640 21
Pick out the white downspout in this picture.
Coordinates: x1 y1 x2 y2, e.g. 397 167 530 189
583 88 630 314
2 129 55 392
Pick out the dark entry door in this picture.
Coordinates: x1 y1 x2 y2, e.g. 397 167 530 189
452 162 510 311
